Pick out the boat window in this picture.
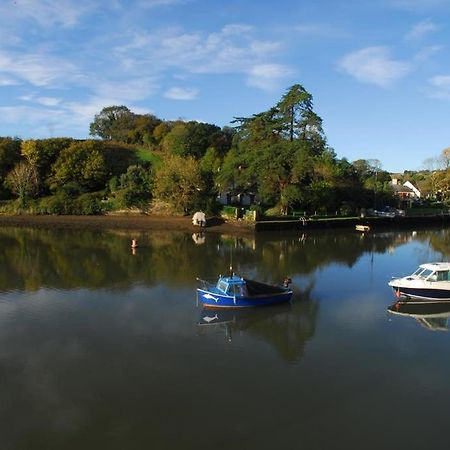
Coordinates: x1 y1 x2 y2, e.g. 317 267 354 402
419 269 434 279
412 268 424 276
436 271 450 281
218 281 228 293
225 284 239 296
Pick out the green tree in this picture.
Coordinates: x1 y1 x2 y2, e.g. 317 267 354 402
276 84 313 142
89 106 136 141
50 141 107 191
5 161 39 205
0 137 22 198
229 84 328 212
113 165 153 209
161 121 222 158
126 114 162 145
21 138 73 189
153 155 205 213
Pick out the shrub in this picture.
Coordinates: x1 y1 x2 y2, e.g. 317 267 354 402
73 192 104 215
38 193 74 214
221 206 238 219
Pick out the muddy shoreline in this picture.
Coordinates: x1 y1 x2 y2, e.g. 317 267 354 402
0 214 255 236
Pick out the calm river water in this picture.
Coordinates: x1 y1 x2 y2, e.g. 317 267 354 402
0 225 449 449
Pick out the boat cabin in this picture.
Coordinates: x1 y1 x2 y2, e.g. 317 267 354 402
216 275 247 297
215 275 289 297
410 263 450 282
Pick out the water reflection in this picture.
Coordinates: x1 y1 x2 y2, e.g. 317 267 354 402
1 227 449 293
197 288 318 362
1 226 450 449
388 301 450 332
192 232 206 245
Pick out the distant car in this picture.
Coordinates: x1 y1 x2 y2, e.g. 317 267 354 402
373 210 395 218
373 207 405 218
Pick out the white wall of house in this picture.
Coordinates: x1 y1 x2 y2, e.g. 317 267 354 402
403 181 421 198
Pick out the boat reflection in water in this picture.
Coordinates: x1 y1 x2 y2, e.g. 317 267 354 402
197 299 318 363
198 303 293 341
388 301 450 332
192 232 206 245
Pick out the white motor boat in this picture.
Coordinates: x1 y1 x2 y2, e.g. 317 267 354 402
388 262 450 302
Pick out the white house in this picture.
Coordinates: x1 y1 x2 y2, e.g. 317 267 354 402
403 181 421 199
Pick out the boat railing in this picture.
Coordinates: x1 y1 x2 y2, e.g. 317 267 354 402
196 278 216 290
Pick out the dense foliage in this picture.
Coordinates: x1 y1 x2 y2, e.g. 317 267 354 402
1 83 448 216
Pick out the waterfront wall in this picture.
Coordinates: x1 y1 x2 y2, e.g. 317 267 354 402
254 215 450 232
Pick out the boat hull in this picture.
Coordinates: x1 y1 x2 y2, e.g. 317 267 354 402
197 288 292 309
389 285 450 302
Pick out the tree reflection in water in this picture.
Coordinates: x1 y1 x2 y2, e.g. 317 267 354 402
0 227 447 293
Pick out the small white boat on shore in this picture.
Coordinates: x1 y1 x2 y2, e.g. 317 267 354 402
388 262 450 303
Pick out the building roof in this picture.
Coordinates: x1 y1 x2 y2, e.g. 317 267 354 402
391 184 413 193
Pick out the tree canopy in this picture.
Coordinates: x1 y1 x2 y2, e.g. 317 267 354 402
89 106 161 144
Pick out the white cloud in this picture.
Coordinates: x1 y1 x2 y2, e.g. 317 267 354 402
428 75 450 99
220 24 254 36
0 75 19 86
18 94 61 106
0 0 94 28
36 96 62 106
406 19 439 40
414 45 443 62
164 87 199 100
247 64 293 91
94 77 159 102
0 50 81 87
114 24 287 90
136 0 186 8
338 46 411 87
0 105 65 136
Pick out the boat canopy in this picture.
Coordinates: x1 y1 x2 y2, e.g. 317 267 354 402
216 275 287 296
412 263 450 281
417 262 450 271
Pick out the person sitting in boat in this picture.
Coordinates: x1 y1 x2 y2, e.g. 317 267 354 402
238 283 247 297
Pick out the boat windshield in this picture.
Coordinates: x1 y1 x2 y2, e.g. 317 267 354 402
217 280 228 293
418 269 435 280
412 267 450 281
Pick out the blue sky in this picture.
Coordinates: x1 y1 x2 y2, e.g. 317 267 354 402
1 0 450 172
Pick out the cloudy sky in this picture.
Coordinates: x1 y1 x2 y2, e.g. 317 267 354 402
1 0 450 172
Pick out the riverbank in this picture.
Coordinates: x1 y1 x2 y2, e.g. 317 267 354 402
1 213 448 235
0 214 255 236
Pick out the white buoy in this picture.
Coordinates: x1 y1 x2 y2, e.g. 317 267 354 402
131 239 138 248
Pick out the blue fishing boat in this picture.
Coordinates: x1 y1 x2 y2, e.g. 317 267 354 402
196 273 293 309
